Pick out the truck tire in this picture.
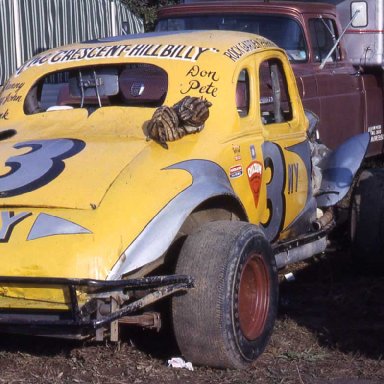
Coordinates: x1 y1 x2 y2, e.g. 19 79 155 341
172 221 278 369
350 169 384 272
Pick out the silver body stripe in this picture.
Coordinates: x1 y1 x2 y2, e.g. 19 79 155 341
107 159 239 280
28 213 91 240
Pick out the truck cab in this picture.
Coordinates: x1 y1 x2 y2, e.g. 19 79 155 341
156 0 384 157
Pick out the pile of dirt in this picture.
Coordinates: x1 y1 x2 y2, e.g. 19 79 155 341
0 250 383 384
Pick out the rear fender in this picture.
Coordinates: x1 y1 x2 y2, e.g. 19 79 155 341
107 159 245 280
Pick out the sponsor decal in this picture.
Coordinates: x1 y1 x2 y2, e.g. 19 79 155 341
223 38 276 62
250 144 256 160
368 124 383 142
229 164 243 179
247 161 263 207
15 44 220 76
232 144 241 161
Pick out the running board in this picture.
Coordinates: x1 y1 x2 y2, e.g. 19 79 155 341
273 233 328 269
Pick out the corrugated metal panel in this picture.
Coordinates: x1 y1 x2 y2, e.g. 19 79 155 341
116 0 144 35
0 0 144 85
0 0 17 87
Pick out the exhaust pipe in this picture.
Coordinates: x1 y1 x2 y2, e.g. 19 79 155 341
312 208 334 231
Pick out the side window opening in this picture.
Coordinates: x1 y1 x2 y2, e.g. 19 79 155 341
236 69 250 117
309 18 340 63
24 63 168 115
259 59 292 125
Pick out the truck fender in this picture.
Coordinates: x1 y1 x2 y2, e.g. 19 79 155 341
316 132 370 207
107 159 244 280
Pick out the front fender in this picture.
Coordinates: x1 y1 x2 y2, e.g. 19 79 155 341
316 132 369 207
107 159 243 279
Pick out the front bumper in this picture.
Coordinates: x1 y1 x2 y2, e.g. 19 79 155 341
0 274 193 338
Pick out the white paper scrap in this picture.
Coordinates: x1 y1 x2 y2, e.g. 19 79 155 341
167 357 194 371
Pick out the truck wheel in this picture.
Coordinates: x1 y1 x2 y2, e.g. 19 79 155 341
172 221 278 369
350 169 384 272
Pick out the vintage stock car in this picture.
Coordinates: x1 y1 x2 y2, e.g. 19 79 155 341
0 31 368 368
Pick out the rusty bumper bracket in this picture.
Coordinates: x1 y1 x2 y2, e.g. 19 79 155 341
93 281 190 328
0 274 193 335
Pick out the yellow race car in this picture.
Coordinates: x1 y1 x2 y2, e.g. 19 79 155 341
0 30 368 368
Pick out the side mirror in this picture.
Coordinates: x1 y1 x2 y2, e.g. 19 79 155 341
351 2 368 28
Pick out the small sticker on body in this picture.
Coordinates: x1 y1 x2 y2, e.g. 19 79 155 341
229 164 243 178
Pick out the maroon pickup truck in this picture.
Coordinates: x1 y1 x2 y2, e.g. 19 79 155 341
156 0 384 268
156 0 384 158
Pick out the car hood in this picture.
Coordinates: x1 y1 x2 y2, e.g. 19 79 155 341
0 133 148 210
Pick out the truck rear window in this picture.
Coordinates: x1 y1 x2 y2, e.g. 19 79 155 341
156 14 307 62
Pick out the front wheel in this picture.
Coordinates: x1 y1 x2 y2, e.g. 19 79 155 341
172 221 278 369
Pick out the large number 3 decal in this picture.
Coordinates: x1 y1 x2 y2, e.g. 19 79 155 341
0 139 85 197
261 140 312 242
261 141 286 241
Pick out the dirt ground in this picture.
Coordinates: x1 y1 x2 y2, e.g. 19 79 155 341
0 249 383 384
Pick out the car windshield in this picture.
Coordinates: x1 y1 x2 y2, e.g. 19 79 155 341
156 14 307 62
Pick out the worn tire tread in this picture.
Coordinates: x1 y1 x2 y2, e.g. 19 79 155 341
172 221 277 368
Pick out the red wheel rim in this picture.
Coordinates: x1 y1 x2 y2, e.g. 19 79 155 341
238 252 270 340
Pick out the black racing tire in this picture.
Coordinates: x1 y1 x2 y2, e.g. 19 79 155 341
172 221 278 369
350 169 384 272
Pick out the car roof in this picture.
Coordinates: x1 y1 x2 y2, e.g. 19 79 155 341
14 30 278 82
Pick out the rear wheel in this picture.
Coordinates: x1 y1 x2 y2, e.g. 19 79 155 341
172 221 278 369
350 169 384 272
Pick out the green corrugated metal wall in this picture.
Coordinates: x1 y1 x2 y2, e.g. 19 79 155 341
0 0 143 85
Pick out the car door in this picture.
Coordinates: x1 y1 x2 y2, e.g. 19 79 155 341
307 16 364 149
256 54 314 242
